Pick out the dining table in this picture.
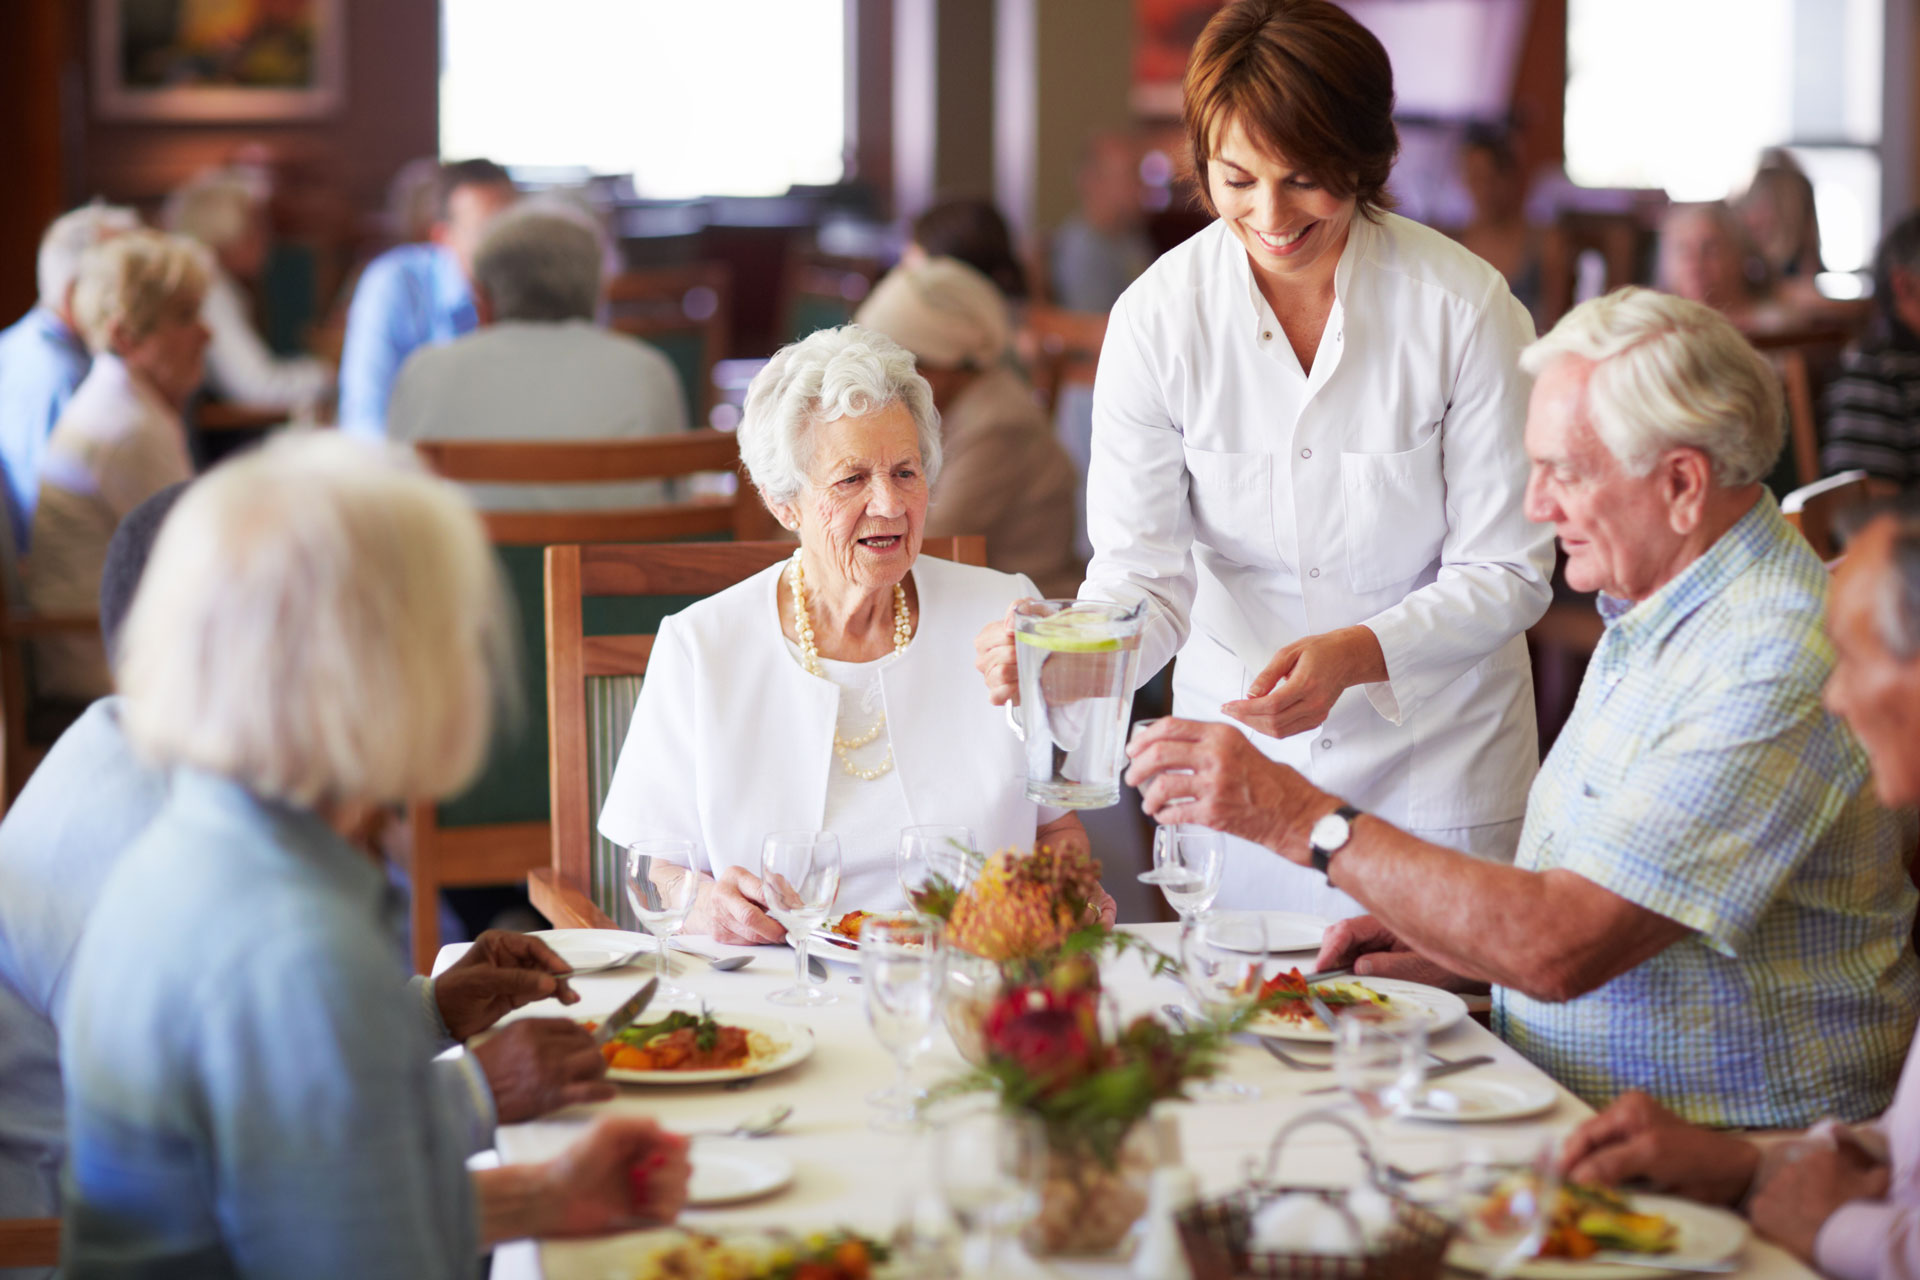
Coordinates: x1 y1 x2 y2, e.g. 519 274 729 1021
434 921 1825 1280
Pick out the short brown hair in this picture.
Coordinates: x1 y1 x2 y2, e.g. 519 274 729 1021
1182 0 1398 221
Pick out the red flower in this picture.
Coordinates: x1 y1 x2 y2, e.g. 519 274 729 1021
983 985 1104 1092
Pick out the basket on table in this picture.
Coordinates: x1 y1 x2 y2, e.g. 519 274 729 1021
1175 1111 1453 1280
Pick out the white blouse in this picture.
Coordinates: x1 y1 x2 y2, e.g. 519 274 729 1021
786 643 913 910
1081 214 1554 841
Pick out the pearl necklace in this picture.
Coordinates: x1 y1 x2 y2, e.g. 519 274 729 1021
788 550 912 781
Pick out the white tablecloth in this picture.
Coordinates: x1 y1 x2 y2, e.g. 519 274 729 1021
435 925 1823 1280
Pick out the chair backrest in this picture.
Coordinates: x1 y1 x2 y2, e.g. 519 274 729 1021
545 537 987 924
1782 469 1872 562
780 250 882 343
1022 306 1107 417
604 263 733 425
0 1217 58 1266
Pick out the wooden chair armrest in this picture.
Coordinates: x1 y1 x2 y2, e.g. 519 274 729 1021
0 1217 59 1266
528 868 617 930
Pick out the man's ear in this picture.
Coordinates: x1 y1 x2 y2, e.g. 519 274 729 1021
1663 447 1714 535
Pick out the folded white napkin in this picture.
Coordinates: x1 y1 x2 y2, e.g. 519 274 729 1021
1249 1186 1394 1255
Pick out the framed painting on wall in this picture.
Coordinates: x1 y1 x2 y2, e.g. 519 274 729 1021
93 0 345 121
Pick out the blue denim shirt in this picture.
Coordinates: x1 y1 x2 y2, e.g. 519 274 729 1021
0 306 90 549
336 245 477 439
60 769 480 1279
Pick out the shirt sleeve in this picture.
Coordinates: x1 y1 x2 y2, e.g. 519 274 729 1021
595 613 707 876
200 274 334 411
336 258 418 440
1818 1202 1920 1280
1821 350 1915 484
1077 290 1197 685
1551 672 1862 956
1358 280 1554 724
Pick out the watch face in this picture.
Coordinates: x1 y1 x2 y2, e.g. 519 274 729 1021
1310 811 1352 853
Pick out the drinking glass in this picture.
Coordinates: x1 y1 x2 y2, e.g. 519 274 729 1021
1138 825 1224 920
896 825 976 912
623 841 698 1000
860 912 947 1129
1452 1133 1560 1280
1179 911 1267 1102
934 1105 1047 1276
1011 598 1145 809
1332 1014 1427 1121
760 830 843 1007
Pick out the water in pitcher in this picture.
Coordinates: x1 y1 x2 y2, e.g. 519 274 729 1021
1012 600 1144 809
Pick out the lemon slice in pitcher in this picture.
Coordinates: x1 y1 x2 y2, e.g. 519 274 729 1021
1016 609 1124 653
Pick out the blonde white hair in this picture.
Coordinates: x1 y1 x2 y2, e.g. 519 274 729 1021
161 170 259 253
117 434 515 808
36 203 141 311
1519 286 1783 487
737 324 943 507
70 229 210 355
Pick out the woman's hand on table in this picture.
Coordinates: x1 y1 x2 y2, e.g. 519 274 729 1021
687 866 786 946
435 929 580 1040
1314 916 1484 992
1748 1140 1890 1263
1560 1091 1762 1208
1124 718 1324 856
468 1018 616 1123
974 607 1021 706
1223 626 1387 740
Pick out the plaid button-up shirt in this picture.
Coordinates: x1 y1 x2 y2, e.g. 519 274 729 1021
1493 494 1919 1127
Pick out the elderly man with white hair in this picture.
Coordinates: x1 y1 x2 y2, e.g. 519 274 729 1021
385 203 685 511
855 256 1081 596
0 203 140 547
163 168 333 412
1128 287 1918 1128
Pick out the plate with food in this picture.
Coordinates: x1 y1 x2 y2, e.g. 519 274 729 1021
1247 970 1470 1043
543 1227 895 1280
797 909 882 963
584 1008 814 1084
1449 1186 1747 1279
1403 1072 1559 1123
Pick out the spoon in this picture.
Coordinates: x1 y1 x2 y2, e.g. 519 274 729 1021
689 1104 794 1140
666 940 754 971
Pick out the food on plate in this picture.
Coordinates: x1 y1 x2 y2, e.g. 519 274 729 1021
828 910 874 942
1255 968 1393 1026
1476 1182 1678 1259
586 1010 777 1073
629 1228 889 1279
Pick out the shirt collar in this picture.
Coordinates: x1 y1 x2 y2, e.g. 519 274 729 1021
1227 215 1362 334
1594 491 1785 655
430 247 476 321
30 304 85 357
168 767 391 907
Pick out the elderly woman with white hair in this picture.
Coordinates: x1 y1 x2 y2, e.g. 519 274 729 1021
598 324 1100 943
854 256 1081 597
28 229 209 702
59 434 690 1276
163 168 334 411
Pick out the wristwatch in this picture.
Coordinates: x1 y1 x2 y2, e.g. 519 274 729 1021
1308 804 1363 875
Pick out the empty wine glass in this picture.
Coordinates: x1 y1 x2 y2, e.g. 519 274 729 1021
760 830 843 1007
623 840 698 1000
897 825 976 912
1332 1013 1427 1122
861 912 947 1129
1138 825 1224 920
934 1105 1047 1277
1452 1133 1560 1280
1179 911 1267 1102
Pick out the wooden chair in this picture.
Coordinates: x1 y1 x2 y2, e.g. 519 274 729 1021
1021 306 1107 418
529 536 987 931
780 250 882 343
0 1218 58 1267
1748 326 1859 489
604 264 733 426
1782 469 1872 563
1540 210 1656 326
0 502 97 810
405 431 764 973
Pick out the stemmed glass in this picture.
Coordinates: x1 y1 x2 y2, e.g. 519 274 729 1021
1179 911 1267 1102
1452 1133 1560 1280
934 1105 1047 1277
896 825 976 911
760 830 843 1007
860 912 947 1129
1332 1014 1428 1123
1138 825 1224 921
623 840 698 1001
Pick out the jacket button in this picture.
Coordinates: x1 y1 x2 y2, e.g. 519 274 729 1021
1262 330 1273 341
1309 568 1320 579
1299 448 1312 459
1320 738 1333 749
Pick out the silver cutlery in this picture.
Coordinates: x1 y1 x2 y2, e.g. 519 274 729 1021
590 977 660 1047
667 940 755 972
1586 1255 1735 1274
687 1104 794 1140
1256 1036 1331 1071
557 945 650 978
1305 1054 1494 1095
1302 967 1351 983
807 954 829 983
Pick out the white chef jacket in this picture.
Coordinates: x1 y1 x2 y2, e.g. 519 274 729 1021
1081 214 1553 909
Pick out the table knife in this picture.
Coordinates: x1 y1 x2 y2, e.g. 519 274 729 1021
591 977 659 1047
1302 967 1350 984
1306 1054 1494 1095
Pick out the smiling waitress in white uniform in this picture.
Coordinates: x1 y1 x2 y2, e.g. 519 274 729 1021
981 0 1552 917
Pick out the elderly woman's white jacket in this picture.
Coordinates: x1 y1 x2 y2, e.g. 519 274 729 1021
597 554 1046 902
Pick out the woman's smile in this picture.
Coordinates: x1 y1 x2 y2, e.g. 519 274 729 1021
1248 222 1316 258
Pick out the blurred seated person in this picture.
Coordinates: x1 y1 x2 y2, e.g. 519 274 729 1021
1050 132 1153 313
904 199 1031 304
1127 289 1918 1128
0 204 140 549
338 158 517 438
1738 150 1824 300
28 230 205 703
1560 510 1920 1275
387 204 686 511
1657 201 1794 333
162 168 334 413
1453 124 1548 327
0 483 612 1249
1822 212 1920 493
599 325 1105 942
855 257 1081 596
60 435 689 1274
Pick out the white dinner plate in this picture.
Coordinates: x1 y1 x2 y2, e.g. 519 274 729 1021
1447 1194 1748 1279
1216 911 1333 953
797 930 862 964
526 927 654 974
594 1011 815 1085
687 1141 794 1206
1247 976 1469 1043
1403 1072 1558 1123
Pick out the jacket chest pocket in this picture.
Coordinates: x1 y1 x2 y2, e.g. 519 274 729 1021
1340 425 1447 594
1182 444 1280 570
